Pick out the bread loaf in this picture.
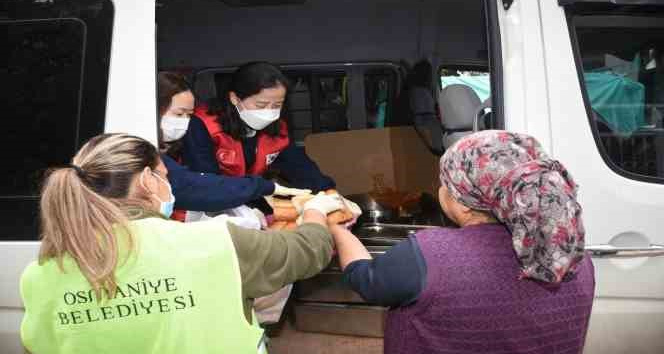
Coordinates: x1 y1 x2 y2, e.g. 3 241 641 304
272 206 299 221
268 190 355 229
267 221 289 231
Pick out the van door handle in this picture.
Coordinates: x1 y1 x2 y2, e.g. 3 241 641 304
586 244 664 258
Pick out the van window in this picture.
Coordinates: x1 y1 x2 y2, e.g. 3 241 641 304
192 65 402 145
365 68 398 129
440 66 491 102
0 0 114 241
286 71 349 144
568 6 664 181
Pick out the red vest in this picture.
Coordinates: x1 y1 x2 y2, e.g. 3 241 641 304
194 106 290 177
166 153 187 222
171 209 187 222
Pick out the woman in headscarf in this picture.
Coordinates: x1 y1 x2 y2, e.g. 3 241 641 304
331 130 595 354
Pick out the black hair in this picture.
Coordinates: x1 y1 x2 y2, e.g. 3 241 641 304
208 62 290 140
157 71 191 158
157 72 191 116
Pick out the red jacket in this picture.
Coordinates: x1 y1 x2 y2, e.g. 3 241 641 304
194 106 290 177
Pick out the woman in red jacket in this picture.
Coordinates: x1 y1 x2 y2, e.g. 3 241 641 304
182 62 336 192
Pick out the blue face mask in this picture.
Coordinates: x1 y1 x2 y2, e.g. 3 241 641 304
151 173 176 218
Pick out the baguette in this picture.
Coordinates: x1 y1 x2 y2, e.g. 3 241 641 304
268 221 289 230
327 208 354 224
272 206 299 221
269 189 356 227
324 189 354 224
271 197 296 208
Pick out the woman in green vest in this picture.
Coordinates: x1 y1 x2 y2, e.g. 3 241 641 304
20 133 343 354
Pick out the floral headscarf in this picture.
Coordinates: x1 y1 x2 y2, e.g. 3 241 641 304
439 130 585 284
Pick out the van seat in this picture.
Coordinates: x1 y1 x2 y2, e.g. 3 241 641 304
438 84 481 148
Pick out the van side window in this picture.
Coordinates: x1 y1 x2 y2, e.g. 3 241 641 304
194 64 410 143
287 72 349 145
440 66 491 103
568 8 664 181
2 19 84 196
365 68 398 128
0 0 114 241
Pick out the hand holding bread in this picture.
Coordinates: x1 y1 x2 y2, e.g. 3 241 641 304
268 189 361 230
301 193 344 215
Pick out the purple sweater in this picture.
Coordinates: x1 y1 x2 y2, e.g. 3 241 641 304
384 223 595 354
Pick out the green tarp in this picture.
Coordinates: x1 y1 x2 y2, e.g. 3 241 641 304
583 72 645 135
441 76 491 102
441 73 646 135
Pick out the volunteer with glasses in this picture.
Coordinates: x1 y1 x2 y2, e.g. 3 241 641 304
20 133 342 354
157 72 311 221
182 62 335 193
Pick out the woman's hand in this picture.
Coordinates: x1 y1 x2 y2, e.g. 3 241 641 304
338 195 362 228
340 196 362 217
302 193 344 215
329 224 371 270
299 194 344 227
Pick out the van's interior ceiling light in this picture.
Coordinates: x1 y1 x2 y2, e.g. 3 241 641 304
221 0 306 6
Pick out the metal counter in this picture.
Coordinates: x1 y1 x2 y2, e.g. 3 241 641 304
293 223 444 337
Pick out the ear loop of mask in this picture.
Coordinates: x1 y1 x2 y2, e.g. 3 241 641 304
140 170 169 203
234 100 259 137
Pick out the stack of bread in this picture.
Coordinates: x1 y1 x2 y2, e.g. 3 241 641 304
268 190 356 230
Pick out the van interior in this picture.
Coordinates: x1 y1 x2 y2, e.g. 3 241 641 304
155 0 495 351
5 0 664 352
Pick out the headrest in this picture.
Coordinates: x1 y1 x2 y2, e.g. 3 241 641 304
438 84 481 130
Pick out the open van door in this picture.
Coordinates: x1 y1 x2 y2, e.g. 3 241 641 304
499 0 664 352
0 1 156 353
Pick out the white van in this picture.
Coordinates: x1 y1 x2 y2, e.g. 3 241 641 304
2 0 664 353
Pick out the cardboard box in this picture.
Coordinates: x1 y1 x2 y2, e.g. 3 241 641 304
304 127 440 196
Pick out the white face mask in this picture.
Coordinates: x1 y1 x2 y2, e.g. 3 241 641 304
160 115 190 142
151 173 175 218
235 103 281 131
140 171 176 218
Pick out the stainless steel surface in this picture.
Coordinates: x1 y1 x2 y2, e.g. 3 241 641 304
363 222 440 229
325 245 393 271
354 223 440 245
355 222 438 236
347 192 450 226
587 244 664 258
293 223 441 336
296 272 365 303
294 302 387 338
296 223 439 304
346 193 397 224
296 245 391 303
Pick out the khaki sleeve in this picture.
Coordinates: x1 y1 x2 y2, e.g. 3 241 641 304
227 222 334 299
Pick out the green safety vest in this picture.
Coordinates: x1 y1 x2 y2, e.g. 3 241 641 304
20 217 265 354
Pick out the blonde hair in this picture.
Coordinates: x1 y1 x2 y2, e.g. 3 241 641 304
39 133 160 300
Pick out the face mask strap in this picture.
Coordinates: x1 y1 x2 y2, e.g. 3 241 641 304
139 169 171 203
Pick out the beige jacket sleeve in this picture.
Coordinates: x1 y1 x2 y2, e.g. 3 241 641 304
227 222 334 300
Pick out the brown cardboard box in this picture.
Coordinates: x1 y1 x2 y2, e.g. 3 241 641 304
304 127 440 196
